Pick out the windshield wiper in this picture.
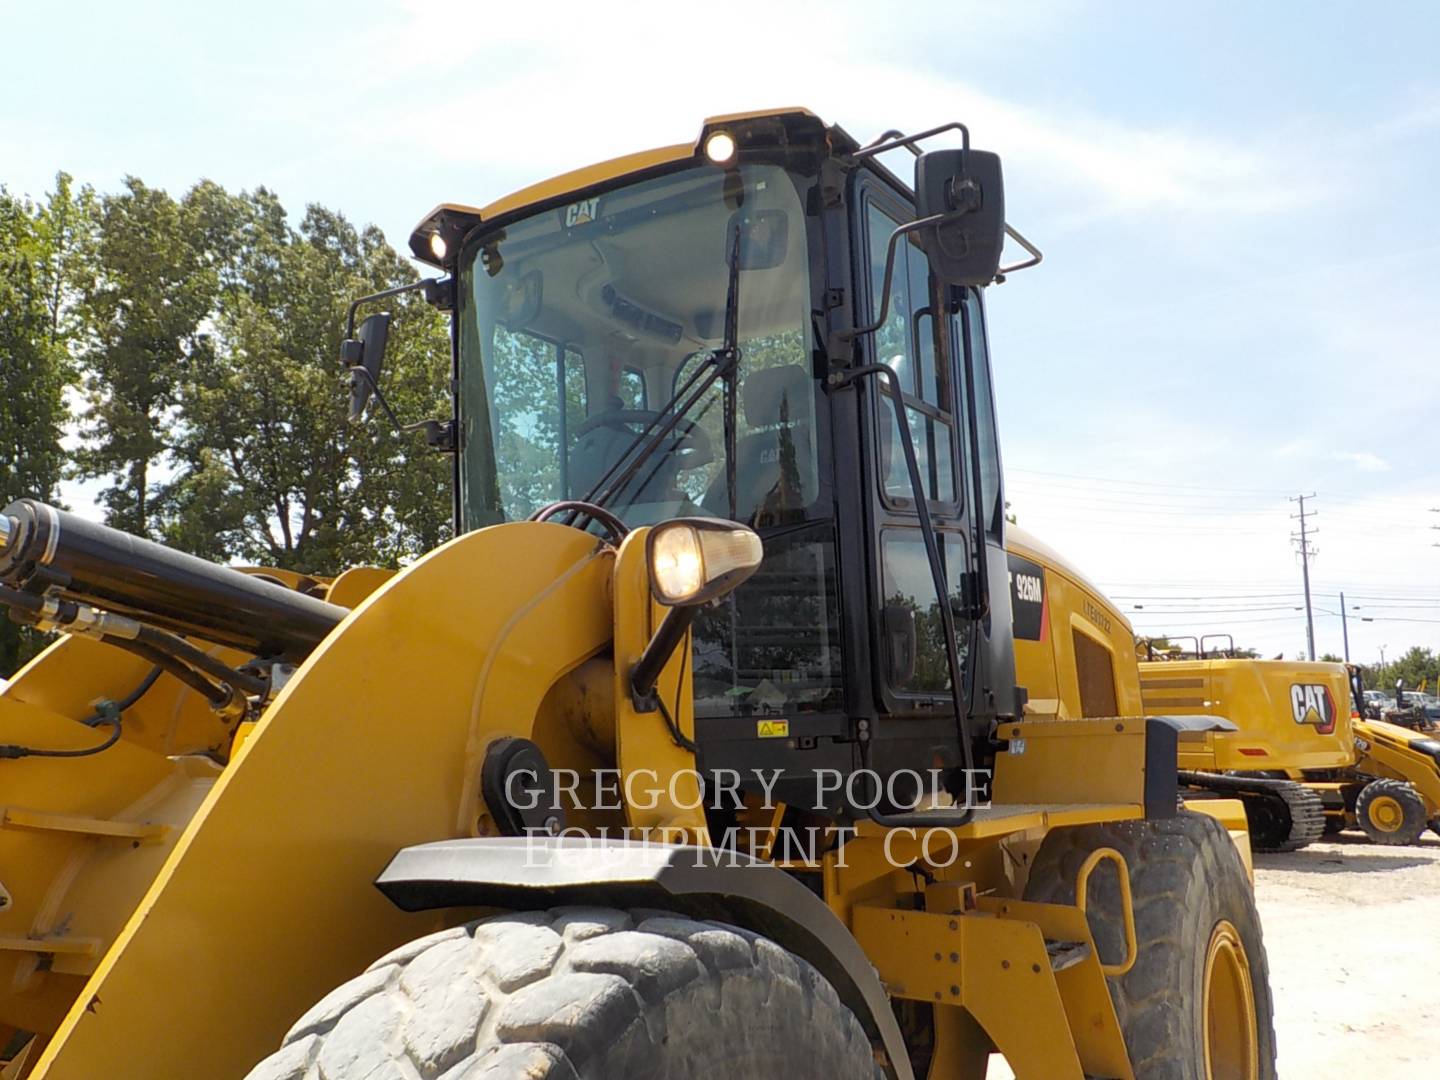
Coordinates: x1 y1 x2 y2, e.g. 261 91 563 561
568 226 743 525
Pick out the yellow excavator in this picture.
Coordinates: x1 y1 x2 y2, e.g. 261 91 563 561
1137 643 1440 847
0 109 1273 1079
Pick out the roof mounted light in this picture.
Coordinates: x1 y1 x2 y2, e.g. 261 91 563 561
704 131 737 165
428 231 448 261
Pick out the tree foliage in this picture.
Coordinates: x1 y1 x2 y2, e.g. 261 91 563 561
0 174 93 674
1356 646 1439 693
0 174 451 675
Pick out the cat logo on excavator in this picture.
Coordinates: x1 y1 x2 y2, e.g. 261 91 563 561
1290 683 1336 734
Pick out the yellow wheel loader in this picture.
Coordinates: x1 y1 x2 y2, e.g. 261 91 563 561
0 110 1274 1079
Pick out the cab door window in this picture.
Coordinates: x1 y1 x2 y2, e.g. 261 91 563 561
865 203 957 506
863 192 968 701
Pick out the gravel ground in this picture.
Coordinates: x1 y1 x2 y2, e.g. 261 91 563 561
1255 831 1440 1078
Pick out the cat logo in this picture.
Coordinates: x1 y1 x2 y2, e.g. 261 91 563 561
1289 683 1336 735
563 197 600 227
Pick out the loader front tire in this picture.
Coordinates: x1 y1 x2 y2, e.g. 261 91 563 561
244 907 880 1080
1355 778 1428 845
1023 811 1277 1080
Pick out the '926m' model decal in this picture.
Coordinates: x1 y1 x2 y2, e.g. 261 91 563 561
1290 684 1336 735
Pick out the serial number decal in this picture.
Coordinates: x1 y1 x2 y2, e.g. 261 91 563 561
1083 599 1113 634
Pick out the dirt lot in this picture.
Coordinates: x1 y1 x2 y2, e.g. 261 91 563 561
1255 832 1440 1078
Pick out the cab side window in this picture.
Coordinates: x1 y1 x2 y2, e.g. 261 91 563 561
958 290 1003 539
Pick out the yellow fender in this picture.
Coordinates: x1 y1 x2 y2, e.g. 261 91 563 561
33 521 614 1079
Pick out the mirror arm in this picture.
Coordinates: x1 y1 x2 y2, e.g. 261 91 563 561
996 224 1043 279
832 213 949 352
345 276 448 337
852 121 971 160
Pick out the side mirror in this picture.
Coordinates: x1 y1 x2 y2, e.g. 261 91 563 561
725 208 789 271
913 148 1005 286
341 312 391 423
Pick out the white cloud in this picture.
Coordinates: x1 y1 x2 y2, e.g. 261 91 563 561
309 0 1328 227
1332 451 1391 473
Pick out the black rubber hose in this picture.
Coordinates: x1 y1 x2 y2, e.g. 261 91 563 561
0 664 162 760
106 638 231 708
81 664 163 723
134 625 269 696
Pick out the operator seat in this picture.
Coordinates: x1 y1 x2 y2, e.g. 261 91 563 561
707 363 814 524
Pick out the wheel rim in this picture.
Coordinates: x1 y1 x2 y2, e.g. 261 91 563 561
1203 919 1259 1080
1367 795 1404 832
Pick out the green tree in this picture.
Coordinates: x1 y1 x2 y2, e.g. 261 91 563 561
73 177 219 537
165 192 451 574
0 174 93 675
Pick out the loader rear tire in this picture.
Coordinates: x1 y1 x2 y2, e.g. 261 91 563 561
1356 778 1428 845
243 907 880 1080
1023 811 1277 1080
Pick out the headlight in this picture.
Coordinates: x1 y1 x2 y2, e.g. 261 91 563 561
648 519 762 606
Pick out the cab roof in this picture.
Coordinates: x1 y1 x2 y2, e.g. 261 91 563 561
407 108 854 266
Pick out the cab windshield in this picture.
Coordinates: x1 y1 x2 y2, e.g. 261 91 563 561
456 161 844 719
458 163 818 531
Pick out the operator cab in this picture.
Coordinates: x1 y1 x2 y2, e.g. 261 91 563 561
398 110 1038 815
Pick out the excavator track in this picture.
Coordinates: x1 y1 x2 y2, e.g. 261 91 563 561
1179 770 1326 852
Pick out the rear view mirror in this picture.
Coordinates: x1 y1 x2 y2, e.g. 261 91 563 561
725 208 789 270
913 149 1006 286
341 312 391 423
500 270 543 329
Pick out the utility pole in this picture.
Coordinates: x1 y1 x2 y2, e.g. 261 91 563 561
1340 589 1350 662
1291 493 1318 661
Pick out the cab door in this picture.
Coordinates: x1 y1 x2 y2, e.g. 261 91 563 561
853 177 976 773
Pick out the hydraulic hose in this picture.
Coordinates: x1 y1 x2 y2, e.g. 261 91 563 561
0 665 162 760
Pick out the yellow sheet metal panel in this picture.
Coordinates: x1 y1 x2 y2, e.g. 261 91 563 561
992 718 1149 807
977 896 1133 1079
851 904 1092 1079
1007 527 1144 720
33 522 613 1080
1141 659 1353 770
610 527 708 839
0 694 216 1035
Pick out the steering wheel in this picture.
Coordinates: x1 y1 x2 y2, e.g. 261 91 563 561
573 409 714 469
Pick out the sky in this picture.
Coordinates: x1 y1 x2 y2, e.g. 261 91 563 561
3 0 1438 665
